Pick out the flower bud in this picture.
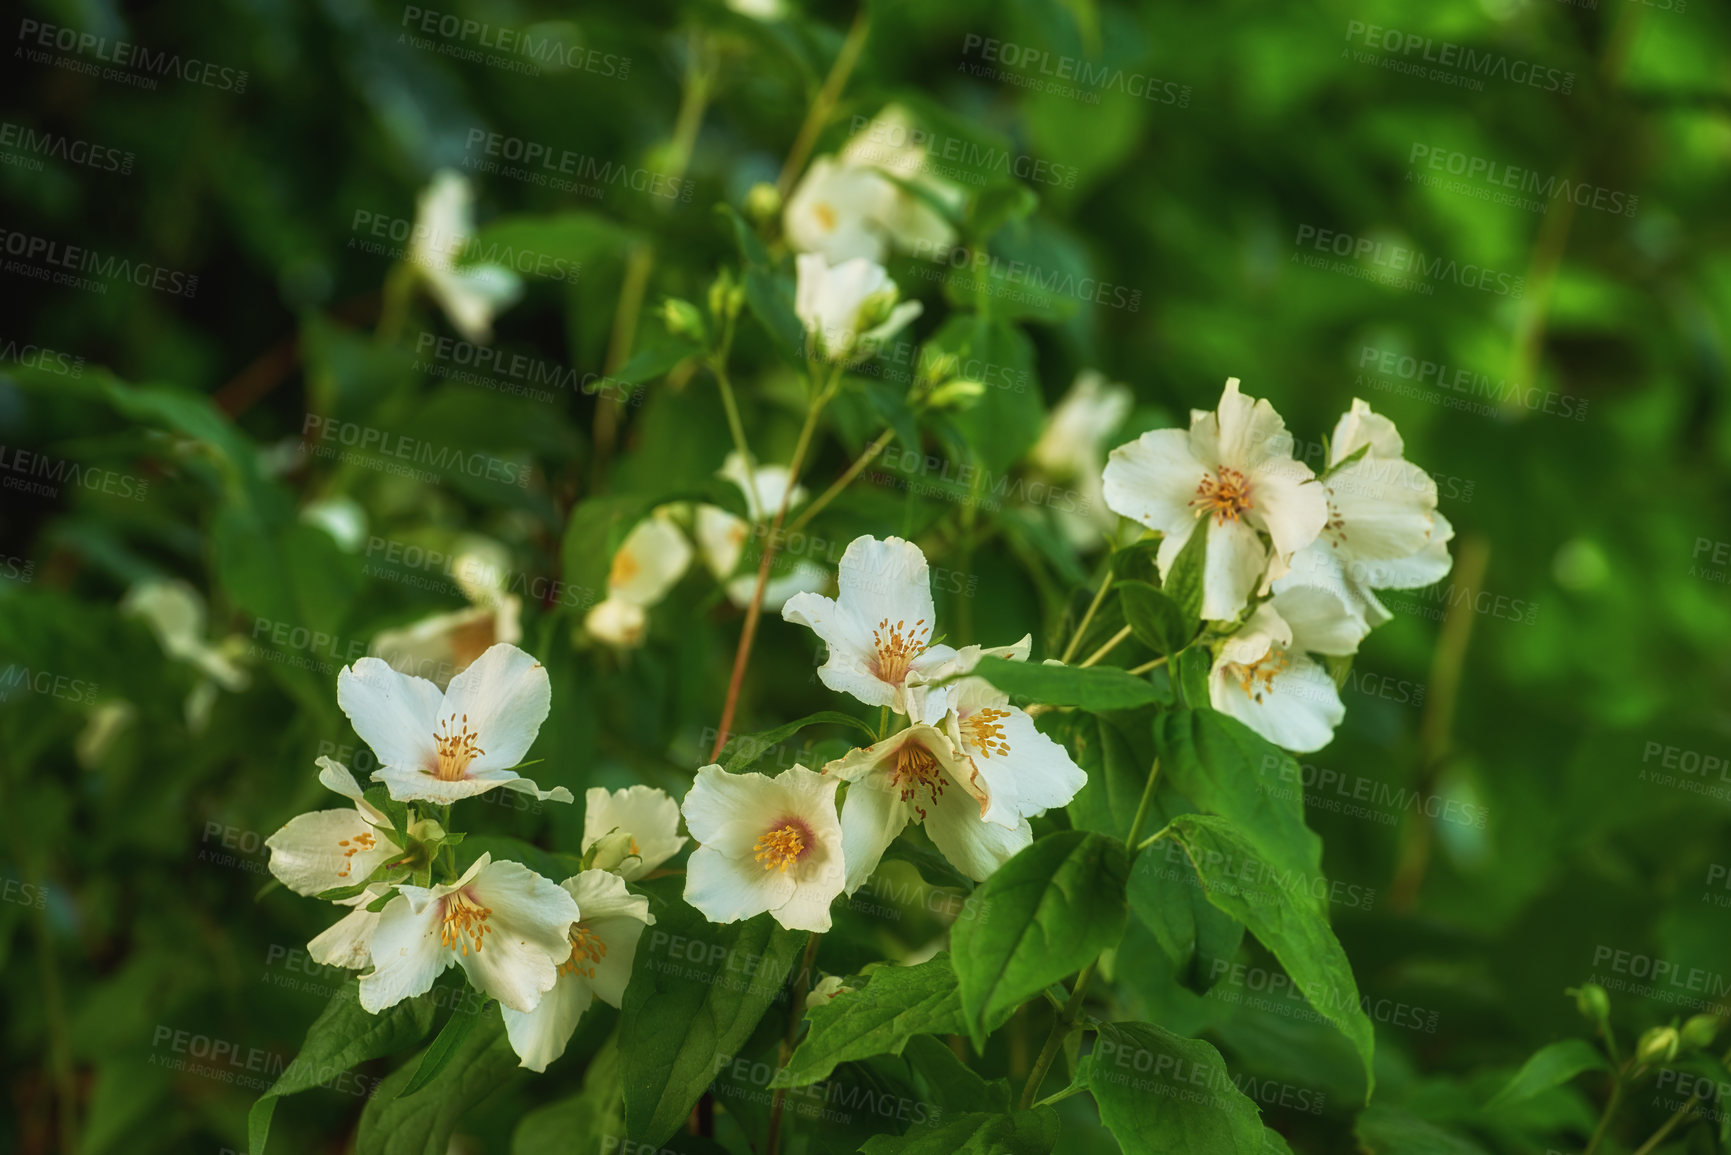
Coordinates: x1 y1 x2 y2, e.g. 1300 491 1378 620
1636 1025 1680 1065
1681 1014 1720 1050
660 297 706 340
745 181 781 224
1572 983 1610 1025
925 379 987 411
708 270 738 324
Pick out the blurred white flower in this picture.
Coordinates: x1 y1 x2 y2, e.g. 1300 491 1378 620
681 764 846 933
410 170 522 343
1103 378 1328 622
784 157 896 264
1209 584 1367 753
584 516 694 648
501 870 653 1071
695 453 829 610
300 496 369 552
371 537 522 689
359 853 578 1014
581 785 688 881
337 642 572 804
1030 370 1133 551
122 578 251 731
793 254 922 364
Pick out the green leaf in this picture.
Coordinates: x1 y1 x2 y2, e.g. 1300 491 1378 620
1082 1020 1267 1152
1158 813 1375 1096
1127 836 1244 994
249 981 437 1155
967 655 1162 712
781 954 967 1087
744 265 807 363
859 1107 1059 1154
1173 647 1213 710
1118 580 1195 656
1163 518 1209 623
470 210 633 273
512 1034 623 1155
1484 1038 1609 1109
559 493 659 603
355 1011 519 1155
721 710 880 773
620 905 805 1147
1059 710 1154 842
399 1002 488 1097
925 314 1044 475
1355 1104 1491 1154
951 831 1129 1047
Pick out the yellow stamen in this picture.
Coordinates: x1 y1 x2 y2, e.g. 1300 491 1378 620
961 707 1012 758
609 548 640 588
560 923 608 979
892 740 946 821
1224 650 1290 704
1193 466 1254 525
432 714 484 781
334 830 378 879
814 202 837 232
440 891 492 956
872 618 929 686
754 821 808 872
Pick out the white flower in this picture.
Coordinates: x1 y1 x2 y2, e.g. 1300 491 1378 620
695 453 829 610
808 974 850 1003
681 764 846 933
837 107 964 256
309 882 393 971
123 578 251 693
371 598 522 691
265 757 399 897
823 725 1032 894
784 157 896 264
1276 400 1454 631
300 496 368 552
358 853 579 1014
727 0 785 18
410 170 522 343
584 516 694 648
793 254 922 364
581 785 688 881
1030 371 1134 550
500 870 653 1071
1209 584 1368 753
337 642 572 804
1103 378 1329 622
782 535 958 720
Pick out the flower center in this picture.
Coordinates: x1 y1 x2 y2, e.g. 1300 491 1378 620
560 923 608 979
754 819 811 872
334 831 378 879
609 548 640 588
440 890 492 956
891 739 946 821
432 714 484 781
872 618 929 686
1223 649 1290 704
961 707 1012 758
1321 499 1347 547
814 202 837 232
1193 466 1254 524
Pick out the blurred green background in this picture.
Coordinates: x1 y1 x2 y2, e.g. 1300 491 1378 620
3 0 1731 1151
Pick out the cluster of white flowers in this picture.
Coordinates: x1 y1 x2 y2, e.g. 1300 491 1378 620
1102 378 1453 752
582 454 829 648
265 643 688 1072
675 537 1088 933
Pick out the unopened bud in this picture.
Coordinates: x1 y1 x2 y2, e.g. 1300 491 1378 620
661 298 706 340
1571 983 1610 1025
586 829 641 874
925 379 987 411
1681 1014 1720 1049
745 182 781 224
1637 1025 1680 1065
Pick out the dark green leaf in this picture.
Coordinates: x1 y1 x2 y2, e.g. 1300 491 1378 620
399 1002 488 1097
1082 1020 1267 1153
1118 579 1195 656
1484 1038 1609 1109
782 953 966 1086
859 1107 1059 1155
355 1011 519 1155
967 655 1161 712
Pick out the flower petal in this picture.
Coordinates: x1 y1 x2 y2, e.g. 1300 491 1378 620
439 643 550 776
266 809 395 897
582 785 688 880
358 894 449 1013
1210 652 1343 753
1102 429 1208 535
459 859 581 1014
961 706 1087 825
337 657 443 773
315 756 391 827
834 775 913 895
922 783 1032 883
500 975 592 1073
685 843 797 924
567 869 653 1008
309 899 385 970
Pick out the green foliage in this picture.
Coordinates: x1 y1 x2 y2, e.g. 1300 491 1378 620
781 954 967 1086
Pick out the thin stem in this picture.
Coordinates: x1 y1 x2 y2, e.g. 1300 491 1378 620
1124 758 1162 852
1126 655 1168 677
710 381 835 760
786 427 895 536
776 9 872 197
1058 566 1115 664
1076 624 1132 669
1019 961 1096 1109
711 357 763 515
375 264 415 346
1585 1076 1624 1155
766 933 824 1155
